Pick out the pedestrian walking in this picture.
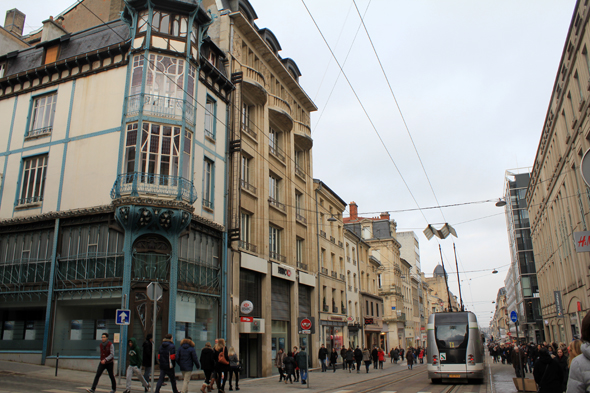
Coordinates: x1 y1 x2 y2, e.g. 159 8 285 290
371 346 378 369
154 334 179 393
418 348 424 364
340 346 347 371
378 347 385 369
354 346 363 373
556 348 569 392
534 347 564 393
200 342 215 393
227 347 240 391
362 347 371 373
283 352 296 384
295 346 309 384
177 337 200 393
213 338 230 393
566 311 590 393
393 347 399 364
511 346 526 378
275 348 286 381
318 344 328 372
86 333 116 393
400 348 405 361
330 348 338 372
124 337 150 393
292 346 300 382
345 347 354 372
142 334 155 385
407 350 414 370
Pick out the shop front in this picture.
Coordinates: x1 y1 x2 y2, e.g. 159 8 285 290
364 317 382 349
271 263 295 373
321 314 346 352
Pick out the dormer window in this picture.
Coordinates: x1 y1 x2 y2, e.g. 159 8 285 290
44 45 59 65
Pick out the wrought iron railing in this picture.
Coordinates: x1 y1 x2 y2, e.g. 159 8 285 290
295 164 305 179
348 285 352 291
321 267 329 275
354 287 358 293
205 129 215 140
56 253 124 288
241 123 257 140
332 306 338 313
202 199 213 210
127 94 195 126
340 274 346 281
131 252 170 281
353 260 357 266
0 259 51 290
338 241 343 247
268 197 285 211
331 271 337 278
111 172 197 204
320 230 326 238
239 241 257 253
16 195 43 206
341 308 347 315
269 145 285 162
240 179 257 194
178 258 220 294
323 304 329 312
26 126 52 138
297 262 308 271
330 236 336 243
269 251 286 263
347 257 351 262
296 212 307 224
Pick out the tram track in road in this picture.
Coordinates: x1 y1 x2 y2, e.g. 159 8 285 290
314 368 428 393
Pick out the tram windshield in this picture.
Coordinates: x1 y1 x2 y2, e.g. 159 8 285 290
435 313 468 350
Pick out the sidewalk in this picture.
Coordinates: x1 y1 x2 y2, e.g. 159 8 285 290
0 358 423 392
489 356 534 393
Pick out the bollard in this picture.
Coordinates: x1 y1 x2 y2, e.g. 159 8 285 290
55 352 59 376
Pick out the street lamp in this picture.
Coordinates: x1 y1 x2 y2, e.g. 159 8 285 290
495 198 507 207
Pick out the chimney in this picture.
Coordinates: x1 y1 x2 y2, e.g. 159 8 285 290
4 8 25 37
349 201 358 220
380 212 390 220
41 17 68 43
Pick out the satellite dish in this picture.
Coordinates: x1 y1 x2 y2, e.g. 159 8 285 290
581 148 590 187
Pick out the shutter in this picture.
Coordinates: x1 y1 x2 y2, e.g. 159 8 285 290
271 277 290 321
298 284 311 317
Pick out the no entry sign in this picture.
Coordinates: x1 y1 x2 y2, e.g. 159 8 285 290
298 317 315 334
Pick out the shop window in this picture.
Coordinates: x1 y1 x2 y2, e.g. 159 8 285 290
0 308 46 351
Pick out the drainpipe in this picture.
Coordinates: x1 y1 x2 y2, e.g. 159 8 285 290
222 97 231 339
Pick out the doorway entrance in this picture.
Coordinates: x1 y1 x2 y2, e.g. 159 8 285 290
239 334 260 378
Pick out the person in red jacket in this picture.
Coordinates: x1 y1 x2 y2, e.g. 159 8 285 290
87 333 116 393
377 348 385 369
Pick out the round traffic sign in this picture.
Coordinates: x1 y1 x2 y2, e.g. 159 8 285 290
510 310 518 323
300 318 312 330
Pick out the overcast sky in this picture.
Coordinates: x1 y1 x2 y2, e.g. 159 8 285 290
1 0 576 325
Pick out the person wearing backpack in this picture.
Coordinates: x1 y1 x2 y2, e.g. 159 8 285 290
213 338 229 393
155 334 179 393
177 336 200 393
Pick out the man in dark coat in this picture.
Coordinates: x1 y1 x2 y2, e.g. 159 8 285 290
354 346 363 373
295 347 309 384
142 334 154 385
199 342 215 393
511 346 526 378
177 337 200 393
154 334 179 393
340 347 347 371
371 346 379 369
533 347 563 393
318 344 328 372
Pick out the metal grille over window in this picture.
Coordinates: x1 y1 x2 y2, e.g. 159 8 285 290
18 155 47 206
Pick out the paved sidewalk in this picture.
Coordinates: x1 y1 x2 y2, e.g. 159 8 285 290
0 358 426 392
488 356 534 393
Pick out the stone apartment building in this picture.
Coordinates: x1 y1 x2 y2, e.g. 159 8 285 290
526 0 589 344
0 0 232 371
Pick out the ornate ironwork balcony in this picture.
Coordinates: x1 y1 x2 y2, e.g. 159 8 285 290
240 179 257 194
0 259 51 290
239 241 257 253
321 267 329 275
26 126 52 139
127 94 195 126
320 230 326 239
296 212 307 224
268 197 286 211
330 236 336 243
178 258 220 295
111 172 198 204
297 262 308 271
269 251 286 263
331 271 337 278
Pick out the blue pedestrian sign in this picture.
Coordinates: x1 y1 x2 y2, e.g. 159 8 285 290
510 310 518 323
116 309 131 325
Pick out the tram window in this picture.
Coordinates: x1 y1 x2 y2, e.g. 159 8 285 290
435 323 468 350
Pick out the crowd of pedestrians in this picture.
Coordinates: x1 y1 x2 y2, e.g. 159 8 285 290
487 311 590 393
86 333 241 393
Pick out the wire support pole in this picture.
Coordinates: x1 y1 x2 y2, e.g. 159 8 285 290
453 243 464 312
439 245 452 312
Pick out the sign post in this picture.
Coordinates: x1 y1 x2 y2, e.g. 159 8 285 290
115 295 128 385
147 283 163 393
297 317 314 389
510 311 525 392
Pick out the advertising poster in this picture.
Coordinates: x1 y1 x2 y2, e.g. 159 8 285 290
96 319 108 340
2 321 14 340
24 321 36 340
70 320 83 340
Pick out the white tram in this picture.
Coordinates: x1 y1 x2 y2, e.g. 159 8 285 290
427 311 484 384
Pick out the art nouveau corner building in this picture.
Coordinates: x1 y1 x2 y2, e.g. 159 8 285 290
0 0 233 370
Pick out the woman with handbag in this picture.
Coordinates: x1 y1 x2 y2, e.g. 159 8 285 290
227 347 240 391
213 339 230 393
